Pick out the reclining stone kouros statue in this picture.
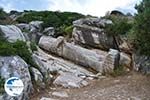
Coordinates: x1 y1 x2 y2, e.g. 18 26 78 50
39 36 119 74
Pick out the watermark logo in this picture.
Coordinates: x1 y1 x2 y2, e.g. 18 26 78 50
4 77 24 96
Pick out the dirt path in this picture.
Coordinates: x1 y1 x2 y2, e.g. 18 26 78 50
31 72 150 100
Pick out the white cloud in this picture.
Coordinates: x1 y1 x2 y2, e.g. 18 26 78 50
47 0 140 16
0 3 14 12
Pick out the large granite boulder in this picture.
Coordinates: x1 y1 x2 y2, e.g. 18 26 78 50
16 21 44 43
29 21 43 30
16 23 31 31
39 36 107 73
17 21 43 33
0 56 33 100
0 25 26 42
133 54 150 74
43 27 55 36
72 18 117 50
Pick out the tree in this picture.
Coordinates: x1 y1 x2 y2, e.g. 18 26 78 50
134 0 150 56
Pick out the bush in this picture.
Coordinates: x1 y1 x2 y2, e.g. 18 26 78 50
16 11 85 36
0 37 38 68
0 8 13 25
110 65 127 77
105 16 133 36
30 42 37 52
133 0 150 56
0 41 16 56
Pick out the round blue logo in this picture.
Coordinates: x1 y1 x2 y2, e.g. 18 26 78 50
4 77 24 96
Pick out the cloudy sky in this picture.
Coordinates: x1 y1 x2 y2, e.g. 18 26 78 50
0 0 141 16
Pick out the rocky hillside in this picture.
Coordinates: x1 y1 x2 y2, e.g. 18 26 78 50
0 1 150 99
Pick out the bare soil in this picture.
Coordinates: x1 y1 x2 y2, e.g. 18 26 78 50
31 72 150 100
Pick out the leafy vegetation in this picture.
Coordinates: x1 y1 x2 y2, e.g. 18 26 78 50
30 42 37 52
110 65 127 77
0 36 38 69
0 8 12 25
104 15 133 36
133 0 150 56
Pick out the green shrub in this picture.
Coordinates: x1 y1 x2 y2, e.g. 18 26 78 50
0 37 38 69
105 16 133 36
16 11 85 36
64 25 73 34
0 41 16 56
110 65 126 77
133 0 150 56
30 42 37 52
0 8 13 25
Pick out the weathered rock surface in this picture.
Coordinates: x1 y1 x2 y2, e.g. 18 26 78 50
53 72 88 88
0 56 33 100
29 21 43 32
0 25 26 42
16 23 31 31
118 37 132 54
32 48 95 79
30 67 45 88
102 49 120 73
43 27 55 36
72 18 117 50
133 54 150 74
73 18 112 28
16 22 43 43
120 52 132 69
39 36 107 73
28 32 42 43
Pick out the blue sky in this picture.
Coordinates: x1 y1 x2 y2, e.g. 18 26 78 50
0 0 141 16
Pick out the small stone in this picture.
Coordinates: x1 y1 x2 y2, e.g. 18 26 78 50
87 77 94 80
53 72 86 88
52 91 69 98
98 76 106 80
68 82 80 88
114 80 120 83
80 75 86 79
81 81 89 86
40 97 57 100
130 97 142 100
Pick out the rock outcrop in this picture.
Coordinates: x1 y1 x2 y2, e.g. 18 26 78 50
43 27 55 36
0 25 26 42
16 21 43 43
30 67 45 88
120 52 132 69
72 18 118 50
133 54 150 74
0 56 33 100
